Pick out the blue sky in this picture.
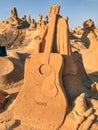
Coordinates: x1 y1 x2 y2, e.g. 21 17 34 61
0 0 98 28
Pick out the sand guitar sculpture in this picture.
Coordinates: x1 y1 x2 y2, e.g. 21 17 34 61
14 5 68 130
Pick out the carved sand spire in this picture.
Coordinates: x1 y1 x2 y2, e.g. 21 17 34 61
28 14 31 24
10 7 18 19
44 15 49 24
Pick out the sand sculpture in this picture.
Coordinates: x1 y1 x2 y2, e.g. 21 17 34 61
0 4 97 130
14 5 68 130
29 19 37 29
44 15 49 24
11 8 18 19
0 57 13 108
36 14 49 30
80 19 98 72
6 7 29 29
13 4 98 130
36 13 43 29
28 15 31 24
0 57 14 77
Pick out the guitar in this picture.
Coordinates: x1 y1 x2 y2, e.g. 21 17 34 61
14 4 68 130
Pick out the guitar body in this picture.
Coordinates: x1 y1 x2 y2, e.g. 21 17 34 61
14 53 67 130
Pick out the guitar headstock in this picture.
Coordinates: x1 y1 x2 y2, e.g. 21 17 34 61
48 4 60 17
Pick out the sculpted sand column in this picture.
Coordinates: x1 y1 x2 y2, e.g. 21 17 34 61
56 16 71 55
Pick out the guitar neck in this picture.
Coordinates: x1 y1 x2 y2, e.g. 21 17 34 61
43 5 60 64
44 14 57 54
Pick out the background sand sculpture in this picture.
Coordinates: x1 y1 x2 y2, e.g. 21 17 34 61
80 19 98 73
0 57 14 77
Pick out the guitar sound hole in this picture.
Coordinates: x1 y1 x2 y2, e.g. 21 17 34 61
39 64 51 75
